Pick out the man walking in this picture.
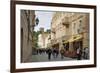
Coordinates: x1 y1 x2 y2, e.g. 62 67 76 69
47 48 52 60
60 49 65 59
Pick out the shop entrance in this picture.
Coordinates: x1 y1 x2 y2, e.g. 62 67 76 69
63 42 69 51
73 40 83 50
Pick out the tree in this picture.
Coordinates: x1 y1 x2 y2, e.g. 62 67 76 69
32 30 41 49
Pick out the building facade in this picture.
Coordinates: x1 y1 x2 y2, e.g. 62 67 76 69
38 28 51 49
51 12 89 57
21 10 35 62
51 12 74 50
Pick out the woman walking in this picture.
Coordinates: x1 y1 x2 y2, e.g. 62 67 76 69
60 48 65 59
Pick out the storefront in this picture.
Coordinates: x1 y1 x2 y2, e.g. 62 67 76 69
63 40 69 51
63 34 83 58
68 34 83 50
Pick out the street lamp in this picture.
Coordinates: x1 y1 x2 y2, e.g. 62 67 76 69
30 17 39 31
35 17 39 26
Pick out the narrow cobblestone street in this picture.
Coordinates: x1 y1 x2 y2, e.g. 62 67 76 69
31 53 77 62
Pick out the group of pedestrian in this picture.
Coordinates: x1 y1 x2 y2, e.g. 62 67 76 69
52 48 59 58
46 48 59 60
38 49 46 54
46 47 67 60
76 47 89 60
33 46 89 61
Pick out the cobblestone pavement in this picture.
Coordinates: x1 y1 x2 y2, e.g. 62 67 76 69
31 53 77 62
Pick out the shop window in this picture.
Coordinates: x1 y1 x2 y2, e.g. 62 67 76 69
77 29 80 34
73 23 76 29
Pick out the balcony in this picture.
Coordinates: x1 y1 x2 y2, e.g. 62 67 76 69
62 17 70 28
51 28 56 33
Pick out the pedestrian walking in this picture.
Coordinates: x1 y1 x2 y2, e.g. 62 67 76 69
55 49 59 58
84 47 89 59
47 48 52 60
52 48 56 58
77 47 82 60
60 49 65 59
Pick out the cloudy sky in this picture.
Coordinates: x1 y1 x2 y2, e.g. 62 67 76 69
34 11 54 31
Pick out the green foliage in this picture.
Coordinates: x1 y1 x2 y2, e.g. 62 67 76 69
32 30 41 48
32 29 51 48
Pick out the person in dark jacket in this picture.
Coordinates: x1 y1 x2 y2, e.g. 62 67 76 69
52 48 56 58
47 48 52 60
54 48 59 58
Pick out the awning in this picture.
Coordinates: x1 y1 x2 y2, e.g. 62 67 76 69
63 40 69 44
68 34 82 42
63 34 82 43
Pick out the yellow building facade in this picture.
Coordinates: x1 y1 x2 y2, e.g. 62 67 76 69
51 12 89 53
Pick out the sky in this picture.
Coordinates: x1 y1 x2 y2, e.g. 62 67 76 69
34 11 54 31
